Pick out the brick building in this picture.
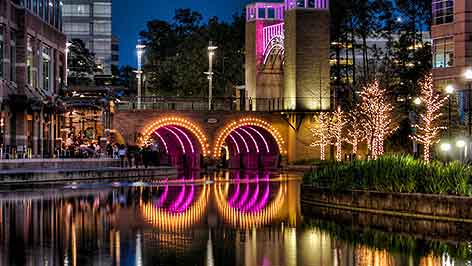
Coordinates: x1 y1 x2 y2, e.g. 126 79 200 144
0 0 66 158
431 0 472 133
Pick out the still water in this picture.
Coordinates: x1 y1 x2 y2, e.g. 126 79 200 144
0 171 471 266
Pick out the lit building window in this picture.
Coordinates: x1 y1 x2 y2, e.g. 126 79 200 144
63 22 90 35
433 37 454 68
433 0 454 25
93 21 111 35
62 4 89 17
42 46 51 92
93 2 111 17
10 32 16 83
27 36 34 86
0 28 3 79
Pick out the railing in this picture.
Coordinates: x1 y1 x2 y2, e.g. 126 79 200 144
116 97 333 112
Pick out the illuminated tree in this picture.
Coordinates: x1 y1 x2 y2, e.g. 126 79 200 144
410 73 448 162
345 110 365 156
359 80 397 159
331 106 347 161
311 112 331 160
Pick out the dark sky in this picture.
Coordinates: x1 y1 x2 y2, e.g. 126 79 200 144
112 0 251 67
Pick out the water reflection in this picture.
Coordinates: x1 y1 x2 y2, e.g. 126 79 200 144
0 172 470 265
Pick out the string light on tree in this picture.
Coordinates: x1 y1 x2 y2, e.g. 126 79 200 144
311 112 331 161
331 106 347 161
346 110 365 156
410 73 448 162
359 80 398 159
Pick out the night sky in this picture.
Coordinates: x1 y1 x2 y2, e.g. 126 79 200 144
113 0 254 67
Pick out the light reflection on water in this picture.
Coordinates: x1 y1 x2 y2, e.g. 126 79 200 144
0 172 470 266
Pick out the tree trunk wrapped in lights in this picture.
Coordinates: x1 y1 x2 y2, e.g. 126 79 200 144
410 73 448 162
346 110 365 156
359 80 397 159
331 106 347 161
311 112 331 161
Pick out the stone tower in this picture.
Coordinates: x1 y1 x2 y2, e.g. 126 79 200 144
245 0 331 111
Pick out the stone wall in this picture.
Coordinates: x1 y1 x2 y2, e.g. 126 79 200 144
302 186 472 220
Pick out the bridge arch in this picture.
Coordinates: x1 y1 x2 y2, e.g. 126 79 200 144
141 117 210 168
213 118 286 169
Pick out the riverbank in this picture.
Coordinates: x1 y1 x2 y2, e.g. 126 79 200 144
0 158 177 185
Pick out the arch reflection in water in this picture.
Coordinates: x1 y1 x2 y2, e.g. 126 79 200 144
214 173 289 229
140 181 210 232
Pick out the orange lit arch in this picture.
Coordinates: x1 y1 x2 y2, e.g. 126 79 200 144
141 117 210 156
213 118 286 158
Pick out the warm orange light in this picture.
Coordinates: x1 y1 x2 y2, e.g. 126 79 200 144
141 117 210 156
213 118 286 158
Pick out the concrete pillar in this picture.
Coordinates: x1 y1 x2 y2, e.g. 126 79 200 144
283 8 330 111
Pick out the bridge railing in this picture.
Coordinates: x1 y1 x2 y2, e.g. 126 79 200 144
115 97 333 112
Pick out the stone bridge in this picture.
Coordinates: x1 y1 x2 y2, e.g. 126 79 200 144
113 110 318 167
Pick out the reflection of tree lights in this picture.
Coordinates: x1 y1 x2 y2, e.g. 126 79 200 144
140 184 209 231
214 182 286 229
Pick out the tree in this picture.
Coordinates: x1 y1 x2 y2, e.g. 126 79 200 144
331 107 347 161
346 110 365 156
67 39 98 85
359 80 398 159
139 9 245 97
311 112 332 161
410 73 448 162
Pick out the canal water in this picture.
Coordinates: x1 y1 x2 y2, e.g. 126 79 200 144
0 171 471 266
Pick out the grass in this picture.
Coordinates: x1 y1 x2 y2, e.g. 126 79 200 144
304 155 472 196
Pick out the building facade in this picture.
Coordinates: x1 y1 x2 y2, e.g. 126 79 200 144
62 0 113 75
431 0 472 132
0 0 67 158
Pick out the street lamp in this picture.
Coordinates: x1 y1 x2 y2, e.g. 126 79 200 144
445 84 455 137
464 68 472 136
65 42 72 87
206 41 217 111
136 43 146 110
413 97 422 106
440 142 452 152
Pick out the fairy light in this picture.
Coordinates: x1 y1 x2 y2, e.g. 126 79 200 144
359 80 398 159
311 112 331 160
142 117 209 156
163 127 186 154
246 126 270 153
153 132 169 154
330 106 347 161
213 118 286 158
410 73 448 162
346 112 364 156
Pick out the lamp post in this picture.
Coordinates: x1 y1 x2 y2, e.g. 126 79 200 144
206 41 217 111
65 42 72 87
412 97 422 157
136 43 146 110
445 84 455 137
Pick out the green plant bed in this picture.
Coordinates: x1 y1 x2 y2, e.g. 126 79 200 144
304 155 472 196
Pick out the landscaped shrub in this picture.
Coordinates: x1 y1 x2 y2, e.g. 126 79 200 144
304 155 472 195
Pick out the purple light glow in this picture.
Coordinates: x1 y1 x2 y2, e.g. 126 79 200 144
237 128 260 153
246 126 270 153
169 185 186 212
154 184 169 208
163 127 186 154
242 178 260 212
252 183 270 212
153 132 169 153
228 134 240 154
233 130 250 153
176 185 195 213
169 126 195 154
235 182 250 208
